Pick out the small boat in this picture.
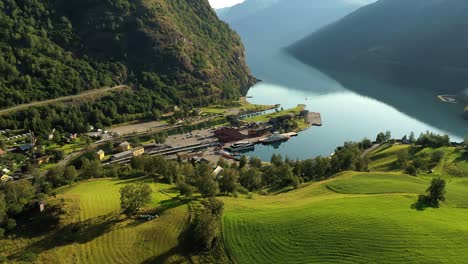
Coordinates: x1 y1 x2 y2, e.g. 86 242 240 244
226 141 255 152
219 150 234 159
261 132 290 144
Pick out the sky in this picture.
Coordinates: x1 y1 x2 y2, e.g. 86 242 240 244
209 0 246 9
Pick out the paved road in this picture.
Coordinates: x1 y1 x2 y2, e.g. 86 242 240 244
0 85 129 115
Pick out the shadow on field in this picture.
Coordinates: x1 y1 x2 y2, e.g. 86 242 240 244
411 195 431 211
141 212 192 264
7 212 125 260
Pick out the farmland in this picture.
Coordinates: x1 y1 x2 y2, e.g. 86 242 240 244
222 172 468 264
222 144 468 264
1 177 191 264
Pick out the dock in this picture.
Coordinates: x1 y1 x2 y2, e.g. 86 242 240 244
307 112 322 126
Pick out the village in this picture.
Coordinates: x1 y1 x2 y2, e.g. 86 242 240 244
0 103 322 182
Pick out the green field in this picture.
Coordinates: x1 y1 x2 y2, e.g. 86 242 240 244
1 177 191 264
222 172 468 264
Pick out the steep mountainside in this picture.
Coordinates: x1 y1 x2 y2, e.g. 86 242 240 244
289 0 468 94
0 0 254 108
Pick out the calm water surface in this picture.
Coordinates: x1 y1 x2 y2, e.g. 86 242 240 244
244 51 465 160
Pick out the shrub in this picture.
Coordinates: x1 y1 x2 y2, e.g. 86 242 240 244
431 151 445 163
405 164 417 176
258 190 268 196
237 186 249 195
246 192 253 199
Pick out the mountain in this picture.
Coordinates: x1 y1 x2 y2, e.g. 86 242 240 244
289 0 468 94
216 0 366 90
0 0 255 108
216 0 280 25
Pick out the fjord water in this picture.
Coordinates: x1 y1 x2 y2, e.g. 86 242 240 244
244 49 466 160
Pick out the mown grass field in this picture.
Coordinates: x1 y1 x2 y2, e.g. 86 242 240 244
222 145 468 264
222 172 468 264
2 177 191 264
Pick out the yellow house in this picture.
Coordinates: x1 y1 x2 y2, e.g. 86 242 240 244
132 147 145 157
96 150 105 161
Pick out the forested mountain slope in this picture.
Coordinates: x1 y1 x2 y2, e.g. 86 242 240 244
289 0 468 94
0 0 255 108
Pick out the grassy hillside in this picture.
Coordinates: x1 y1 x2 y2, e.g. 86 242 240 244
222 145 468 263
1 177 191 263
222 172 468 263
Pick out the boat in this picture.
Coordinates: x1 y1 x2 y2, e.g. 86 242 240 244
226 141 255 152
261 132 290 144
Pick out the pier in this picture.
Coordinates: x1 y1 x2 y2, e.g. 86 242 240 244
307 112 322 126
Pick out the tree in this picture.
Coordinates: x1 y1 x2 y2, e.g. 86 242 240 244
405 164 417 176
119 183 152 215
249 157 262 168
3 181 35 215
239 155 247 169
270 154 283 167
152 109 161 121
385 130 392 142
240 168 262 191
431 151 445 163
376 132 386 144
64 166 78 186
426 178 446 208
0 140 6 150
0 192 6 237
396 150 409 169
45 166 65 187
178 183 195 197
197 175 219 198
409 132 416 143
217 157 228 169
193 198 224 250
130 136 140 146
219 168 239 195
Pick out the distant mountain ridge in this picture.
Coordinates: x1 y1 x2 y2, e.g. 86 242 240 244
289 0 468 94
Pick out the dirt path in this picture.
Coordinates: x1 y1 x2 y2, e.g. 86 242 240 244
361 144 380 158
0 85 130 115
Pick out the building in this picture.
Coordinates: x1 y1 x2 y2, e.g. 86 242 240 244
110 150 133 161
35 155 50 165
248 122 274 137
212 166 224 179
177 151 204 162
15 144 34 153
132 147 145 157
214 127 246 143
96 150 105 161
116 141 131 152
1 174 13 182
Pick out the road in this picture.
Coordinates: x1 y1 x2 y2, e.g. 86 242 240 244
361 144 380 159
0 85 130 115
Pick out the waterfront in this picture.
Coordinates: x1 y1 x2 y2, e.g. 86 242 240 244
243 51 465 160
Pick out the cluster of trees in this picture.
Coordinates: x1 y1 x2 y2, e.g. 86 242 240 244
126 138 371 198
0 0 254 133
415 132 451 148
0 181 35 236
192 198 224 251
396 148 447 176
